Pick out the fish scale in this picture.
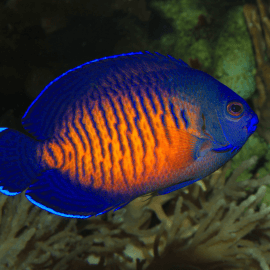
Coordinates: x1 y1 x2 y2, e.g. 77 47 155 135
0 51 258 218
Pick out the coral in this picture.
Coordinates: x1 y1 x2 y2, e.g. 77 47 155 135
1 157 270 270
0 194 84 270
120 157 270 270
225 132 269 182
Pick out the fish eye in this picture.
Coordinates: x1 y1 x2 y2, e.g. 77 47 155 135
227 101 244 117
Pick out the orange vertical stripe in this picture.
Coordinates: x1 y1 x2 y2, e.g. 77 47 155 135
38 88 201 197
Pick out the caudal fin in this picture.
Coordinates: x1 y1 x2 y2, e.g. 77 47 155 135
0 128 40 195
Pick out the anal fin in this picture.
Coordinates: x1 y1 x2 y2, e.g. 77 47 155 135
25 169 122 218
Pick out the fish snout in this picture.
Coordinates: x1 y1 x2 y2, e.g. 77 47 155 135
246 113 259 134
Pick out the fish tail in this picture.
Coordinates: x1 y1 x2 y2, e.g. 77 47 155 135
0 127 40 195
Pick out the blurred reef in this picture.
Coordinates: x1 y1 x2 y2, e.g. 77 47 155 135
0 0 270 269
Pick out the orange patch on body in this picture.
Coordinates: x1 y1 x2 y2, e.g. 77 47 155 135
38 90 201 196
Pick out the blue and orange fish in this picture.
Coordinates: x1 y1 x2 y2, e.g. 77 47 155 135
0 52 258 218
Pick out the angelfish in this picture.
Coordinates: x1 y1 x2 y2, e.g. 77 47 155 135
0 51 258 218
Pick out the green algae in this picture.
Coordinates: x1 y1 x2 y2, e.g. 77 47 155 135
213 6 256 99
151 0 212 68
152 1 256 99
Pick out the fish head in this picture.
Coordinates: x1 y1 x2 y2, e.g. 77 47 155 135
194 71 259 158
180 70 259 182
211 98 258 152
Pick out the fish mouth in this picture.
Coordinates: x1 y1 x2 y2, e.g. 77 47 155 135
207 113 259 154
246 114 259 134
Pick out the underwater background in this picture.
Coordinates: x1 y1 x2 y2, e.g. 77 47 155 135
0 0 270 269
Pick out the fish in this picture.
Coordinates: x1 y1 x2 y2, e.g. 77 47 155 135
0 51 258 218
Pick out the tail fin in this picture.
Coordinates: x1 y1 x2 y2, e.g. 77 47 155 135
0 128 40 195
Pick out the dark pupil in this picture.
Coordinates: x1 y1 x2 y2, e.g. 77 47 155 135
231 104 241 112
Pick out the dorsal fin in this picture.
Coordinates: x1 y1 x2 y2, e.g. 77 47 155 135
21 51 190 140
